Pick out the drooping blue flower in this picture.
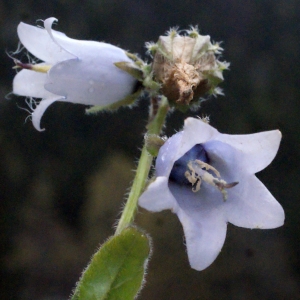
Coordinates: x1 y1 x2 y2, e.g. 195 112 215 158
13 17 137 131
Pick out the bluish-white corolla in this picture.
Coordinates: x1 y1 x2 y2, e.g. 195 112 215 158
13 17 137 131
139 117 284 271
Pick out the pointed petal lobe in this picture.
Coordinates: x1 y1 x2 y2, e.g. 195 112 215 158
17 20 74 64
32 96 64 131
225 174 284 229
217 130 282 174
177 208 227 271
138 177 178 212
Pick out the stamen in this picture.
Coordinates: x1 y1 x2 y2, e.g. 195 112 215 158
194 159 220 178
185 160 239 201
185 169 202 192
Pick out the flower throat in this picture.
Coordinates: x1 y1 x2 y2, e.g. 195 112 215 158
169 144 238 201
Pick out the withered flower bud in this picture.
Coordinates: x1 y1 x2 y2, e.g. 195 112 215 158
149 28 229 108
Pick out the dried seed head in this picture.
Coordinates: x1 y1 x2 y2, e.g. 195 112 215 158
151 28 229 108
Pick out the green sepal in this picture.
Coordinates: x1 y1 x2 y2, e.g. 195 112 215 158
114 61 144 81
125 52 145 69
144 134 165 157
85 89 142 114
71 227 150 300
142 75 161 92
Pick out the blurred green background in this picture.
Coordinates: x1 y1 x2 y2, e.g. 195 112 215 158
1 0 300 299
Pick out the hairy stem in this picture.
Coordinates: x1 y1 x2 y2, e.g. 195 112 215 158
115 96 169 235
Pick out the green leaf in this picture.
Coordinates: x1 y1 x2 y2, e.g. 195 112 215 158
71 227 150 300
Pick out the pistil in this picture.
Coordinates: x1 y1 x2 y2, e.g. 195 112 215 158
13 59 51 73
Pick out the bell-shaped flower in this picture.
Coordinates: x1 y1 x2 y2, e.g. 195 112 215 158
139 117 284 271
13 17 137 131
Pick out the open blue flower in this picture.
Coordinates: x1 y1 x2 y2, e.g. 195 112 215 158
139 117 284 270
13 17 137 131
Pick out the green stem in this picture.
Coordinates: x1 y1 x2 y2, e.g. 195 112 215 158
115 96 169 235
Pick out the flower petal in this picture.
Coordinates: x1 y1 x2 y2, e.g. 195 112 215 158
43 17 77 59
138 177 178 212
18 18 135 68
201 140 284 228
181 118 218 157
13 69 54 98
225 174 285 229
203 140 240 182
156 132 184 177
216 130 282 174
17 20 74 64
168 183 227 270
44 57 136 106
177 207 227 271
32 96 64 131
41 18 132 64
